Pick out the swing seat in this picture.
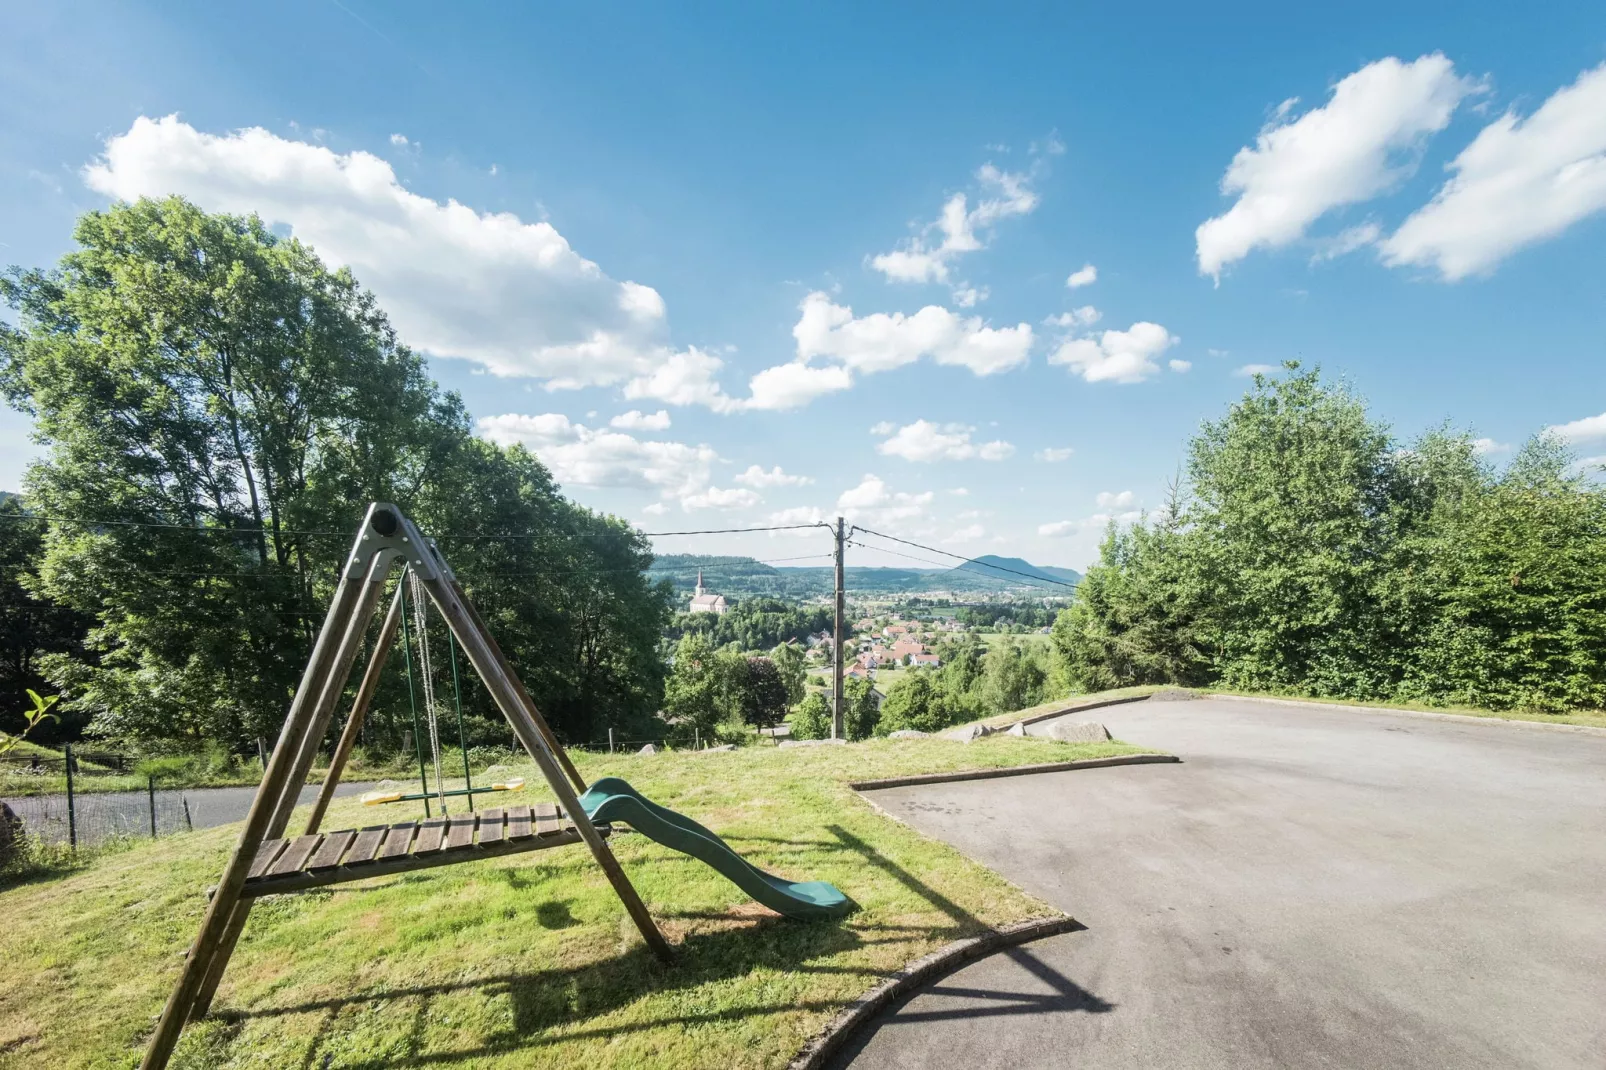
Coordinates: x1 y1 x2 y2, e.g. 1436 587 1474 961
240 803 601 898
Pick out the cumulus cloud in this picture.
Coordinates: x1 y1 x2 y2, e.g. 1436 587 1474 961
476 413 716 504
1038 509 1144 537
1381 63 1606 279
1048 321 1179 384
1195 54 1476 278
1096 490 1136 508
869 164 1039 285
836 475 934 526
1035 447 1074 462
388 133 410 146
609 409 671 431
620 348 740 411
680 486 761 511
1065 264 1097 288
1235 363 1278 376
1044 306 1101 328
875 420 1015 463
84 116 714 393
1471 438 1511 456
1546 410 1606 443
734 465 813 488
1169 359 1193 373
741 360 855 411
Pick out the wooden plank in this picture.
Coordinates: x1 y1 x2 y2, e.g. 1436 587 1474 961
445 814 477 851
507 805 533 840
248 838 288 880
268 834 322 877
477 808 505 846
306 829 356 870
378 822 417 860
534 802 562 837
345 825 387 865
413 817 447 854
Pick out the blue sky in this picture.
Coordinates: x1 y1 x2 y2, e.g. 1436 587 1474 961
2 1 1604 571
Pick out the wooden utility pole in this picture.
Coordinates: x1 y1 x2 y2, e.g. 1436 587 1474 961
832 516 846 740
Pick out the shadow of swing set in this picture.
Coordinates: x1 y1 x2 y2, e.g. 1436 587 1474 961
141 503 852 1070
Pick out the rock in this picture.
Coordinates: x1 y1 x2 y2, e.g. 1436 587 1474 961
944 723 995 743
1005 721 1027 736
779 738 849 748
637 743 658 755
483 764 510 775
888 730 927 739
697 744 737 753
377 779 400 789
1149 688 1198 702
1045 720 1111 743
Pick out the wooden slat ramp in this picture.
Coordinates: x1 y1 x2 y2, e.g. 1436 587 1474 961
240 803 593 897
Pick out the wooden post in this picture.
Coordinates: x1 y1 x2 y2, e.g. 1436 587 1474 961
141 504 403 1070
64 743 76 850
414 557 672 963
148 775 158 839
833 516 846 740
608 728 614 753
304 581 406 834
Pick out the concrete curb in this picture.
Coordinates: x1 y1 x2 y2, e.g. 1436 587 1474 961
1008 692 1155 729
1213 693 1606 739
847 752 1180 791
787 914 1083 1070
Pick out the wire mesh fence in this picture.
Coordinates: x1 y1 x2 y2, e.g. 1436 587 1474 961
3 785 193 848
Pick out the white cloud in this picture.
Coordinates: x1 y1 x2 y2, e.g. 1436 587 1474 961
767 506 828 528
952 285 988 307
641 502 668 516
609 409 671 431
1236 363 1278 376
85 116 703 392
1546 410 1606 443
1096 490 1136 508
1048 322 1179 384
794 292 1033 377
1382 63 1606 280
836 475 934 526
1169 359 1193 373
1039 509 1144 537
742 360 854 411
476 413 715 500
1471 437 1511 456
869 164 1039 285
875 420 1015 463
1044 306 1101 328
948 487 970 496
869 421 898 435
389 133 410 146
1311 222 1382 262
1195 54 1476 278
680 486 761 511
734 465 813 488
943 524 987 543
1035 447 1074 462
1065 264 1098 288
621 347 739 411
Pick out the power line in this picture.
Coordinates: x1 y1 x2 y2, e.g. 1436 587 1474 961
848 525 1079 589
845 539 1068 594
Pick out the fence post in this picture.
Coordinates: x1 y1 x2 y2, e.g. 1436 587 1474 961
608 728 614 754
64 743 77 850
694 727 700 751
257 737 268 771
182 796 193 832
148 775 158 839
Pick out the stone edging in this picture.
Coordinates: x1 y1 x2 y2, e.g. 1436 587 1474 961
787 914 1083 1070
1214 693 1606 738
847 752 1179 791
1009 691 1155 728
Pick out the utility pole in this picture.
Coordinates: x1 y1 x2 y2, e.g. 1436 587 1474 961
832 516 846 740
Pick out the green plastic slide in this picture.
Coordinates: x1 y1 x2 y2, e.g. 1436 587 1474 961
577 776 851 920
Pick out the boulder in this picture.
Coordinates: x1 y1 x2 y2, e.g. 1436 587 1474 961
778 738 848 748
0 802 21 868
637 743 658 755
887 730 928 739
1045 720 1111 743
1005 721 1027 736
1149 688 1197 702
697 744 738 754
944 723 995 743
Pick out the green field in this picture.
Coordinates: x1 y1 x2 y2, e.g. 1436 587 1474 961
0 733 1155 1069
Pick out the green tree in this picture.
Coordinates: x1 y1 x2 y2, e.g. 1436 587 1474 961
0 496 89 741
789 692 831 740
734 656 789 730
844 676 880 741
876 672 967 734
980 638 1050 714
768 640 807 707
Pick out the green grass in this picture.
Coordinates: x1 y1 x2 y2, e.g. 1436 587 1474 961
1202 688 1606 730
0 734 1154 1069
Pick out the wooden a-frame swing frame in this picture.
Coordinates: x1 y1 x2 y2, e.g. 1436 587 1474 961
140 503 671 1070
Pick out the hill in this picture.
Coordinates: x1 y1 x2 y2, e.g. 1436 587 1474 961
652 552 1079 600
949 555 1082 589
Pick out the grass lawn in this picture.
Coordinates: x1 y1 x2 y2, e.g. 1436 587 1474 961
0 733 1154 1069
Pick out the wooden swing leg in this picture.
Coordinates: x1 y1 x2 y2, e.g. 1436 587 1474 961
414 568 673 963
305 581 407 835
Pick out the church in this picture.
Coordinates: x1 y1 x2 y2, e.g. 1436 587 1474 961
688 570 728 614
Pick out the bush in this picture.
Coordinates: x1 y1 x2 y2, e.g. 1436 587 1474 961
876 673 968 735
790 693 831 740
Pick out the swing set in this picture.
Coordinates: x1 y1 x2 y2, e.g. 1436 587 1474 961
141 504 850 1070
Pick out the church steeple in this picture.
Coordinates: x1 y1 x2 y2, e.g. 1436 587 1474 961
695 569 704 597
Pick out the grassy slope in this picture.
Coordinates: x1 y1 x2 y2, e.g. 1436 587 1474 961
0 734 1151 1069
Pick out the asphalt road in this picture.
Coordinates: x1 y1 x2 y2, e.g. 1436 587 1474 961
836 696 1606 1070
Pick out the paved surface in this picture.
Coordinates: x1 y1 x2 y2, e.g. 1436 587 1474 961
836 697 1606 1069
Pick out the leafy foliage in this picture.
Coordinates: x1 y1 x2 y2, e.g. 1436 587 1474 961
0 197 671 752
1053 364 1606 712
667 597 834 652
789 692 832 740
